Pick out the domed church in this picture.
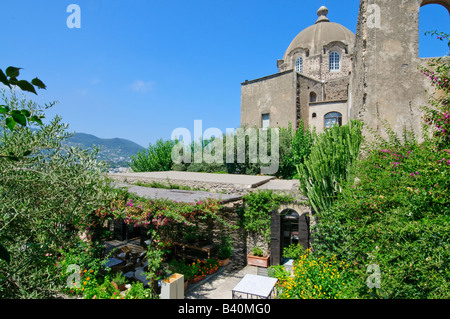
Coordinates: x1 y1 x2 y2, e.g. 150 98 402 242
241 6 356 132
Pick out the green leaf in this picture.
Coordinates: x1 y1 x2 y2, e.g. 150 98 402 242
31 77 46 90
8 77 18 86
29 115 43 125
0 69 11 88
11 110 27 126
0 105 9 114
0 243 10 264
16 80 37 95
5 117 16 130
7 152 20 161
20 109 31 117
5 66 21 78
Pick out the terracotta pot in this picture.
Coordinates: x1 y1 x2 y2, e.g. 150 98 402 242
189 275 205 284
207 268 218 275
247 254 270 268
219 258 230 267
184 280 188 291
111 282 127 291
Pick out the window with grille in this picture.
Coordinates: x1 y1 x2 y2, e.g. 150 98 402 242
329 51 341 71
295 57 303 73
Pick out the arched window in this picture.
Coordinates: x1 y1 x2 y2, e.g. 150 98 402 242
419 4 450 58
295 57 303 73
324 112 342 128
329 51 341 71
310 92 317 103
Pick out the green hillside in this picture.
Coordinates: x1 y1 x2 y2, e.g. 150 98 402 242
64 133 145 168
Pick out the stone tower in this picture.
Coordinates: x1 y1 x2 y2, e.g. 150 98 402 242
350 0 450 140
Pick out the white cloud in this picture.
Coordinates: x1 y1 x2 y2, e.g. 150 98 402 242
130 80 155 93
75 89 89 96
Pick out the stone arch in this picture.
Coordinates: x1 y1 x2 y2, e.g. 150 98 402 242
270 203 312 266
418 2 450 57
421 0 450 13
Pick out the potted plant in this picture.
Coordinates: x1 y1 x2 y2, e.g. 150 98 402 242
217 235 232 266
247 246 270 268
188 259 206 284
111 272 128 291
205 258 221 275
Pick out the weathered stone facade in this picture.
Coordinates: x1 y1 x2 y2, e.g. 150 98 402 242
241 1 448 138
241 6 354 133
350 0 449 141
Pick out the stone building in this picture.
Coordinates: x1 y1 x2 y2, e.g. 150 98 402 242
241 6 355 133
241 1 449 139
351 0 449 140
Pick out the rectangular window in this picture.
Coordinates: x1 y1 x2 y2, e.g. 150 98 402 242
262 113 270 130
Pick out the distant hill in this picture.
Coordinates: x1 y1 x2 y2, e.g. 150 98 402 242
64 133 145 168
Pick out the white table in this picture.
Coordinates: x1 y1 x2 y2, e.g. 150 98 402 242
232 274 278 299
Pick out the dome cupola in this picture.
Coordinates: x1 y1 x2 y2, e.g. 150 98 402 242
282 6 355 61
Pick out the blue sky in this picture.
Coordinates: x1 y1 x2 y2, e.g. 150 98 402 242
0 1 448 147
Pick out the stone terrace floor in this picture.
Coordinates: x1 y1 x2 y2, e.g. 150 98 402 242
109 171 301 202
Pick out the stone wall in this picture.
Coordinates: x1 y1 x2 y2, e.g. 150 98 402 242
350 0 447 141
325 77 349 101
297 74 323 129
240 70 297 129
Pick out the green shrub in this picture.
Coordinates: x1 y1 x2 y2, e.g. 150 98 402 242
239 190 294 243
275 251 359 299
283 244 306 260
313 138 450 299
125 282 154 299
217 235 233 260
278 121 315 179
130 138 177 172
0 90 112 299
268 264 291 283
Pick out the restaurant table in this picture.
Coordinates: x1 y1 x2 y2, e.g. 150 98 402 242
232 274 278 299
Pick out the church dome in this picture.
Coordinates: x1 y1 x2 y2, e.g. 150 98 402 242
283 6 355 59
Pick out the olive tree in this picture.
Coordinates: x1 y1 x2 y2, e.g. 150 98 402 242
0 67 114 298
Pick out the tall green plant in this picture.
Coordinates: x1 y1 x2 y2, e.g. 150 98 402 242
297 120 364 213
278 121 315 179
130 138 177 172
0 89 113 298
